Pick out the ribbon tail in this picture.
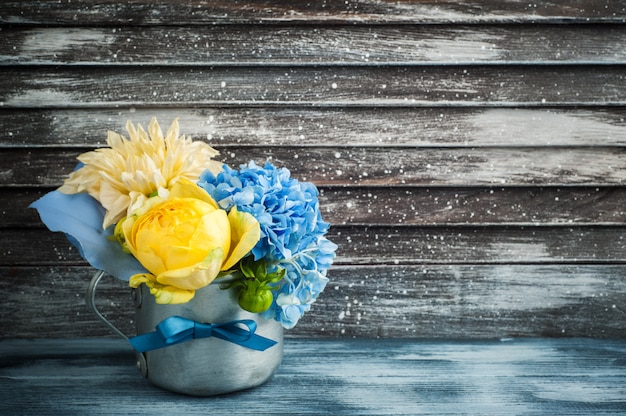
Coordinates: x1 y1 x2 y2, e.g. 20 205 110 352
213 324 278 351
236 333 278 351
129 332 171 353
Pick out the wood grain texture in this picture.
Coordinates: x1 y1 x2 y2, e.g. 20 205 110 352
1 1 626 341
3 66 626 108
3 108 626 148
4 146 626 187
4 225 626 267
4 25 626 65
1 338 625 415
1 265 625 338
2 0 625 24
8 186 626 227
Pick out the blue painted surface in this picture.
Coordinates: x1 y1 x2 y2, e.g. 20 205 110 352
1 338 625 415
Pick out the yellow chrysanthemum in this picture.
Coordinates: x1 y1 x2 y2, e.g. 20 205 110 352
58 117 222 228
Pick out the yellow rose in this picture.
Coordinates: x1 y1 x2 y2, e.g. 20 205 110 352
122 178 260 304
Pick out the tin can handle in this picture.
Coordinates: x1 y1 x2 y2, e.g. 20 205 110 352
86 270 148 376
86 270 129 340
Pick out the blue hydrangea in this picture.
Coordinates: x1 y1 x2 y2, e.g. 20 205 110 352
198 161 337 328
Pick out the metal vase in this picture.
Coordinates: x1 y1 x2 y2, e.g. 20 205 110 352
87 271 284 396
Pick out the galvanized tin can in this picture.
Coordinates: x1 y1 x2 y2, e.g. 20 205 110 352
87 271 283 396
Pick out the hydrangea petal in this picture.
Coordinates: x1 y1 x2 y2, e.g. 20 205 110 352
198 161 337 328
30 190 148 281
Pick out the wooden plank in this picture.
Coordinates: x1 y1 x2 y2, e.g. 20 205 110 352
333 225 626 265
320 265 626 338
4 225 626 267
2 0 625 24
4 25 626 65
4 146 626 187
2 66 626 108
2 265 625 338
3 107 626 148
320 187 626 226
8 186 626 228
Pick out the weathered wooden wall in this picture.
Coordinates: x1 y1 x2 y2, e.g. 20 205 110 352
1 0 626 339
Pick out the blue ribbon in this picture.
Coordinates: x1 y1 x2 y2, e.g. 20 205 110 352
129 316 278 353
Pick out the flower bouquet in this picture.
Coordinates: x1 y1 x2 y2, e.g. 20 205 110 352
31 118 337 395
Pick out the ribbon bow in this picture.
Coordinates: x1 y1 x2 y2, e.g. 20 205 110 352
129 316 278 353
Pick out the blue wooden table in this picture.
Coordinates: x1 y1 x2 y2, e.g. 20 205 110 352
1 338 625 415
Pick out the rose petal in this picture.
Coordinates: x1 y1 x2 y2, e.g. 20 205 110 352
221 206 261 271
129 273 195 304
157 247 225 290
